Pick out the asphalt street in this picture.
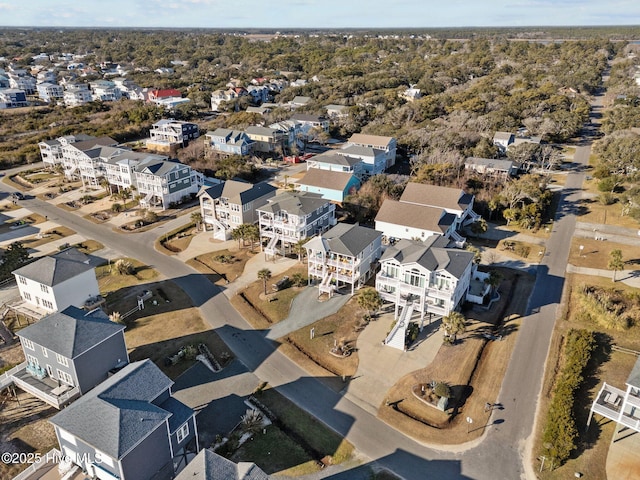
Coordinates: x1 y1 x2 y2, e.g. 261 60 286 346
0 84 603 479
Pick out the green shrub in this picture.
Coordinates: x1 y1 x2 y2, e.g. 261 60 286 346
541 329 595 468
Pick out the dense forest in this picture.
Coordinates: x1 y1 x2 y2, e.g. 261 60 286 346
1 27 640 226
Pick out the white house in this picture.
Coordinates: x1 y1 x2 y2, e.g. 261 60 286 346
347 133 397 169
63 83 92 107
36 82 64 103
376 236 485 326
375 183 480 247
147 119 199 152
257 191 336 259
198 180 277 240
588 355 640 440
12 251 100 316
305 223 382 296
134 158 203 209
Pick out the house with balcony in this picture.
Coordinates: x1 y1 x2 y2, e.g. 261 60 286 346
36 82 64 103
147 119 200 152
347 133 397 169
211 88 240 111
375 236 484 338
0 88 28 108
8 72 36 94
588 355 640 440
375 183 479 247
305 223 382 296
464 157 518 178
205 128 254 156
294 169 360 204
39 133 95 168
257 191 336 259
199 180 277 240
59 135 118 185
175 448 269 480
134 158 203 209
12 251 100 317
90 80 122 102
63 82 92 107
50 359 198 480
102 150 170 193
0 306 128 409
336 144 387 178
375 199 459 245
306 152 364 178
290 113 329 133
245 126 287 154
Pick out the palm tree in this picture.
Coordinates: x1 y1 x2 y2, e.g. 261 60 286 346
291 272 306 287
257 268 272 296
191 211 203 231
608 249 624 282
485 270 503 293
293 239 308 263
441 311 466 344
357 287 382 318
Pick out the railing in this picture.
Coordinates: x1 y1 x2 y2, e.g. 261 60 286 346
12 374 80 409
12 448 64 480
0 361 26 389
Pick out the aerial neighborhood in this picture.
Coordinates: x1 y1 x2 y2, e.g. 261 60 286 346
2 25 640 480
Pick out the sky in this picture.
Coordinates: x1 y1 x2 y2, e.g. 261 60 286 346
1 0 640 29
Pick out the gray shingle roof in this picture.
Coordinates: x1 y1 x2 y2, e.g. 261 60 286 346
348 133 394 148
18 306 123 359
400 183 472 212
175 449 269 480
316 223 381 257
13 256 94 287
627 356 640 388
295 169 358 191
375 199 454 234
380 237 473 279
136 158 184 177
50 360 185 460
464 157 514 171
257 191 328 216
313 152 361 167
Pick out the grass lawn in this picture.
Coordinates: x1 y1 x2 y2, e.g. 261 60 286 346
238 265 308 325
282 293 363 377
495 238 546 262
18 226 76 250
569 238 640 272
577 197 640 230
187 247 257 285
228 386 355 475
532 273 640 478
98 259 232 378
379 269 534 444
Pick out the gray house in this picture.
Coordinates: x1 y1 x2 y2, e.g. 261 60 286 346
51 359 198 480
10 306 127 408
175 448 269 480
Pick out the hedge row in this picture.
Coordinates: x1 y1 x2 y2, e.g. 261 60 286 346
542 328 596 467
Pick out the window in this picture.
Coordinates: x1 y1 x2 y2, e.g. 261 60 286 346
42 346 48 357
42 299 54 310
56 354 69 367
23 292 32 301
40 284 49 293
18 276 27 285
57 369 74 386
23 338 35 350
176 422 189 443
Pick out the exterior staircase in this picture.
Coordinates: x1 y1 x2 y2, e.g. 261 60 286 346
319 271 334 296
384 302 414 350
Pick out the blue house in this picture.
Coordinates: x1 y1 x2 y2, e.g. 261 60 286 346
50 359 198 480
4 306 128 409
294 169 360 203
205 128 253 155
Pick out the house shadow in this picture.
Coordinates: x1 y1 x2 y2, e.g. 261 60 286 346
526 265 564 314
321 449 472 479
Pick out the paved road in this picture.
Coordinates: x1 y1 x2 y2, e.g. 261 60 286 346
0 87 603 479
